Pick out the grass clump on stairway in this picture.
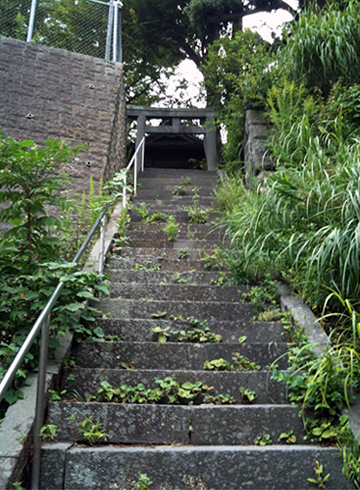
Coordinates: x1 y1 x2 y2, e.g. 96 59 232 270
85 379 235 405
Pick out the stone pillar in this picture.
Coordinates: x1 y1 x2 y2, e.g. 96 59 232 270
244 110 273 190
135 113 146 175
204 117 217 171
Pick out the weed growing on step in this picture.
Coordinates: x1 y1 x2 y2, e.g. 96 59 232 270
185 187 210 224
9 483 24 490
242 274 279 316
255 434 272 446
78 417 108 445
178 248 190 259
152 326 171 342
173 317 222 343
307 460 330 489
134 261 161 271
151 317 222 343
181 176 192 186
240 387 257 404
204 353 260 371
163 215 179 241
172 183 188 196
136 474 152 490
132 202 149 221
86 378 234 406
172 276 190 284
278 430 296 444
48 389 67 402
39 424 58 441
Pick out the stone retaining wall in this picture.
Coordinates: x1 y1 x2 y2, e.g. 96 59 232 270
0 36 126 197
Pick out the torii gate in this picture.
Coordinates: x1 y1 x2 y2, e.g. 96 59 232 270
127 105 217 172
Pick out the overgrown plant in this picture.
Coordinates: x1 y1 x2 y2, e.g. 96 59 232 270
163 215 178 242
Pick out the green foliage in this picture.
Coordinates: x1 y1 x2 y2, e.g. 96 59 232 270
173 317 222 343
278 430 296 444
239 387 257 403
185 187 210 224
39 424 58 441
241 274 279 314
86 378 234 406
284 1 360 96
204 352 260 371
178 248 190 259
163 215 179 242
0 134 78 261
78 417 108 445
255 434 272 446
136 474 152 490
307 460 330 489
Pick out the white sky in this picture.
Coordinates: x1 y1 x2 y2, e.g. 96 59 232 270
161 0 298 107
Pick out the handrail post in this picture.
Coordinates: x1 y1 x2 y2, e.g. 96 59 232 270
141 138 145 172
99 214 106 276
134 160 137 196
122 175 127 207
31 314 51 490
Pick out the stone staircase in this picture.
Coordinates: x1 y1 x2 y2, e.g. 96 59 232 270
40 168 348 489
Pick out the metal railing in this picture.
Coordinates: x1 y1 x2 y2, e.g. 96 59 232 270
0 152 145 488
122 136 145 207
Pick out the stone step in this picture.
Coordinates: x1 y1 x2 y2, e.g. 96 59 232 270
136 197 215 206
109 284 246 302
64 367 288 404
47 402 307 446
73 341 288 370
40 444 347 490
96 298 255 322
125 236 219 250
107 256 222 272
139 168 218 178
125 229 223 243
127 222 224 234
95 318 284 343
129 209 216 223
136 186 216 198
106 269 232 285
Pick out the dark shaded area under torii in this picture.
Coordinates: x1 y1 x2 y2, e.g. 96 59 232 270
126 106 217 171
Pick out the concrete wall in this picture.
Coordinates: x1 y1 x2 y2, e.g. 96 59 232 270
0 36 126 196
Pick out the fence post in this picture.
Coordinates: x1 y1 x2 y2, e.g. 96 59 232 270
26 0 38 42
105 0 114 61
113 2 118 62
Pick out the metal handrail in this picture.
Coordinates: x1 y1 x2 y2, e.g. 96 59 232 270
0 148 145 488
122 136 145 207
0 205 109 489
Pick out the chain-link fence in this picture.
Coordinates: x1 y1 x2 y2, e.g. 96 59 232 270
0 0 122 60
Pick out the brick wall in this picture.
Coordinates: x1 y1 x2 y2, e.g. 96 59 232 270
0 36 126 197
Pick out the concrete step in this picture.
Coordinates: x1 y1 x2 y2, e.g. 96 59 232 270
64 367 289 404
73 341 288 370
95 318 284 343
96 298 255 322
127 222 224 234
106 269 232 285
139 168 218 179
129 209 216 223
136 186 216 198
107 256 223 272
40 444 348 489
135 197 215 206
47 402 307 446
109 284 246 302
